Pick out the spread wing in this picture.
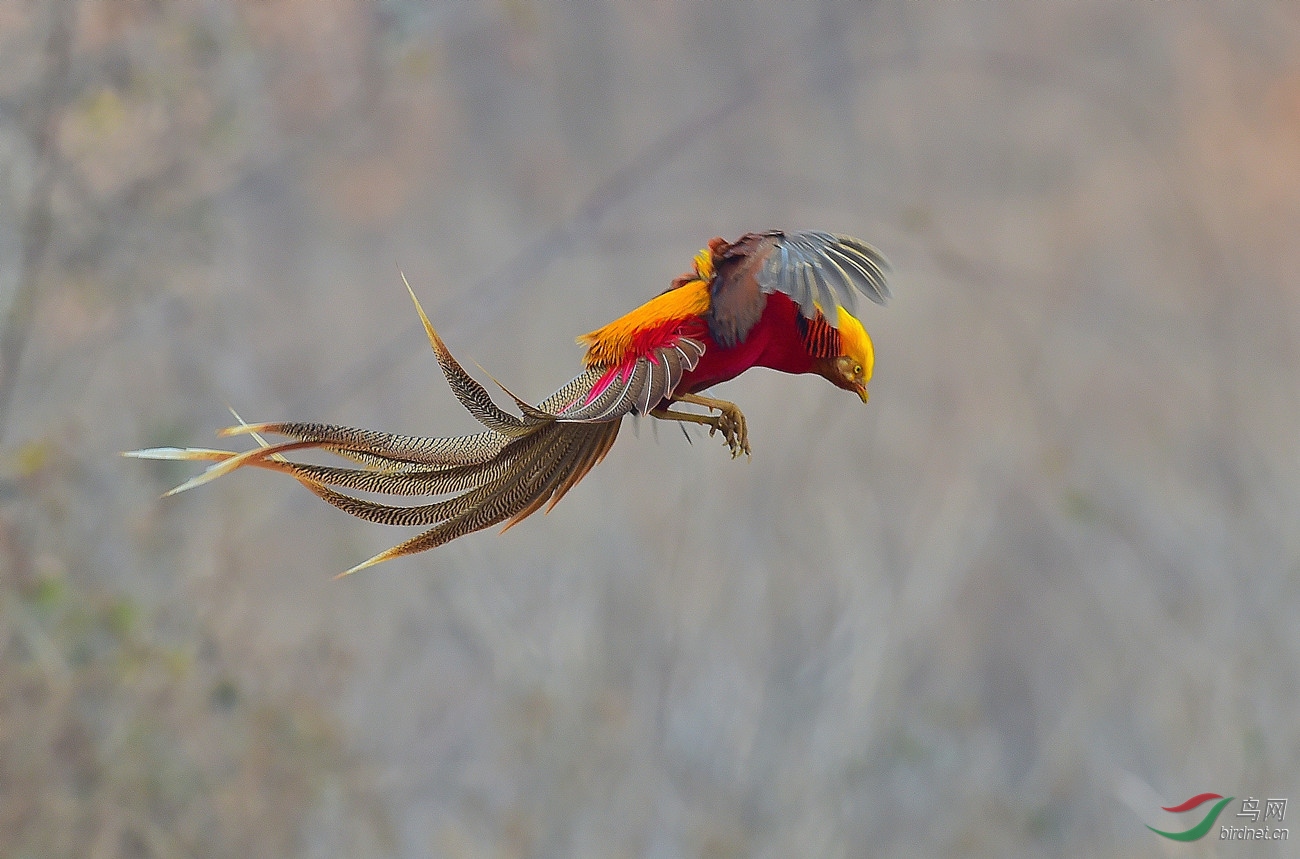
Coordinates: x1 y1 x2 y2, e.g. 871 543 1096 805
707 230 891 348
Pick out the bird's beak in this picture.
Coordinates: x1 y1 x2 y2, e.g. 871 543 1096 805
855 383 869 404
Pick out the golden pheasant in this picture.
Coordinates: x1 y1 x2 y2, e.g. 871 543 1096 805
127 231 890 575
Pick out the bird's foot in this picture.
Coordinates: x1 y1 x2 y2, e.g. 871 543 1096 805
651 393 752 459
707 402 750 459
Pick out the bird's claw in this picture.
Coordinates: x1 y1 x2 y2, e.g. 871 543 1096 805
707 403 750 459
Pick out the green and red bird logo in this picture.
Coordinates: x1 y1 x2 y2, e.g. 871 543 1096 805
1147 793 1234 841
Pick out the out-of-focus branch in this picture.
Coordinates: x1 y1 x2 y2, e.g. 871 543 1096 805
0 0 76 436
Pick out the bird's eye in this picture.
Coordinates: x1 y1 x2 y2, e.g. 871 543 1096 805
853 364 862 377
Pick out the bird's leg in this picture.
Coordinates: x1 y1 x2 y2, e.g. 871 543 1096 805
650 392 750 458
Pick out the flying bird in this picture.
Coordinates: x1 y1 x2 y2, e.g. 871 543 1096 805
127 230 890 575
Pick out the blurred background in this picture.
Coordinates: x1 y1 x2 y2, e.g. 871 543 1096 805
2 1 1298 856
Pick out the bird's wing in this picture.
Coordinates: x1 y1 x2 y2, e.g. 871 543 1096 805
551 336 705 422
707 231 891 348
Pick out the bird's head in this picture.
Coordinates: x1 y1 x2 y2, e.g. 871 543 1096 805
814 305 875 403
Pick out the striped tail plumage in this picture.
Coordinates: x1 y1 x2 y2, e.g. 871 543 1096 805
128 231 892 576
125 278 622 577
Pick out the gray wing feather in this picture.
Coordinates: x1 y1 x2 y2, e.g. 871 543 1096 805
826 235 891 303
760 230 892 318
779 243 796 301
814 250 858 305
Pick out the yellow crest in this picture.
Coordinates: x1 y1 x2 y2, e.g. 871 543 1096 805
835 305 874 382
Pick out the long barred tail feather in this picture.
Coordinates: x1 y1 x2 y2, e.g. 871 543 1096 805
220 421 511 469
336 421 620 577
124 281 632 576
